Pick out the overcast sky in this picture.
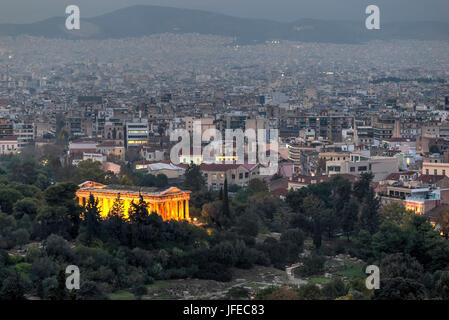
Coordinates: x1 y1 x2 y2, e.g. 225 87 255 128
1 0 448 24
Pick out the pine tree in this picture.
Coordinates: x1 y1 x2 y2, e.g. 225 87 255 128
353 172 374 201
359 188 380 234
108 193 125 219
128 194 149 224
184 163 205 191
82 193 101 245
128 195 150 247
341 197 359 240
303 194 325 249
106 193 126 243
49 269 67 300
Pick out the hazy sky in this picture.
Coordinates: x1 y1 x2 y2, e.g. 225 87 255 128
1 0 448 24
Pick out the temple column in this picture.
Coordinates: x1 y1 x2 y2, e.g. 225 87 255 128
107 198 112 216
165 201 169 220
159 203 164 219
185 199 190 220
179 200 184 220
168 201 172 220
166 201 170 220
175 200 179 220
108 198 113 217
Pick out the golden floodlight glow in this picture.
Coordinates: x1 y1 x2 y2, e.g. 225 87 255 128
76 181 191 221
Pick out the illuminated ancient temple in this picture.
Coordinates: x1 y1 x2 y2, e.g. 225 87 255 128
76 181 191 221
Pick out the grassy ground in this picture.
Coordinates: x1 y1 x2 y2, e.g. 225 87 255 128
108 290 135 300
334 262 365 279
298 256 365 287
307 277 332 285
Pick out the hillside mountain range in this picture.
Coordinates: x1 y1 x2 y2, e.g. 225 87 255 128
0 5 448 44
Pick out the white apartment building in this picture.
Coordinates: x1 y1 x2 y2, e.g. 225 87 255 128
326 153 398 181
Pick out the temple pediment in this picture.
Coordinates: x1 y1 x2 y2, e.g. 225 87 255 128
160 187 183 195
78 181 107 189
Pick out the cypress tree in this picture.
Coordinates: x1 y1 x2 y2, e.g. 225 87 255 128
222 178 230 218
82 193 101 245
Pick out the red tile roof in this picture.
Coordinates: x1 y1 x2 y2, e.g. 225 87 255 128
272 188 288 197
417 174 447 184
97 141 116 147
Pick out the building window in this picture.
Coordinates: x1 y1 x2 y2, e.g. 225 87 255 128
426 169 429 175
239 173 243 179
350 167 355 172
435 169 438 175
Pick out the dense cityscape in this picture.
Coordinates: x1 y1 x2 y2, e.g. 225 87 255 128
1 2 449 304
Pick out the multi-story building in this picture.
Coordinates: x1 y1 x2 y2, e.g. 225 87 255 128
280 114 354 142
354 125 374 146
326 153 398 181
287 143 318 175
0 136 18 154
125 120 149 148
103 120 125 146
0 119 13 139
67 117 93 138
422 162 449 177
422 125 449 139
200 163 259 190
372 117 400 142
13 122 34 148
404 188 449 215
